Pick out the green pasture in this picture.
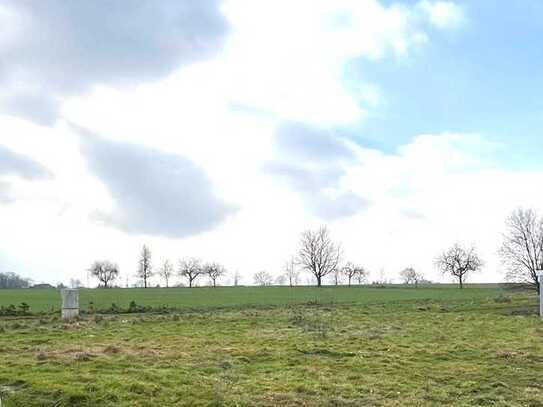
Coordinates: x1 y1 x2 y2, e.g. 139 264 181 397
0 288 541 406
0 285 507 313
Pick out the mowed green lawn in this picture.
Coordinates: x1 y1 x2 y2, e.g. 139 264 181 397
0 285 506 313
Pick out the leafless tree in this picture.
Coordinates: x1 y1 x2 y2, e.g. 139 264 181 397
158 260 174 288
178 257 203 288
355 267 369 285
89 261 119 288
435 244 482 289
342 262 358 286
254 270 274 286
204 262 226 287
0 272 31 289
298 226 342 287
136 245 153 288
69 278 82 289
275 274 287 286
400 267 424 286
499 208 543 292
233 270 242 286
284 256 300 287
331 267 343 285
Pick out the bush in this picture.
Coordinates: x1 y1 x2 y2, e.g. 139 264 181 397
127 300 151 313
84 301 173 315
18 302 30 315
494 294 513 304
109 303 121 314
0 303 31 316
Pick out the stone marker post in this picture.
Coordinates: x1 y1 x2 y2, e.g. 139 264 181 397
538 271 543 318
61 289 79 321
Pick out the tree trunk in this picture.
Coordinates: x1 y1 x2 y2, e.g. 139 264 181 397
348 276 352 287
458 275 463 289
316 275 322 287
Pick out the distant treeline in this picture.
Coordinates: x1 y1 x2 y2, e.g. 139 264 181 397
0 272 31 289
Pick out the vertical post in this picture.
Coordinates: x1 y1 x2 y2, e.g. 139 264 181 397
538 272 543 318
61 289 79 321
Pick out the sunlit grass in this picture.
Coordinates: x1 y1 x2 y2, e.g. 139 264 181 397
0 288 541 406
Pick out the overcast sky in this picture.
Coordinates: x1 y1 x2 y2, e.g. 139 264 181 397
1 0 542 286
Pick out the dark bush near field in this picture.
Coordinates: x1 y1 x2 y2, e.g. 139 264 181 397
0 302 31 316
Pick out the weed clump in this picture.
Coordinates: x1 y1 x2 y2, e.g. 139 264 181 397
73 352 94 362
10 322 23 330
494 294 512 304
289 308 333 338
36 351 48 361
103 345 120 355
0 303 31 316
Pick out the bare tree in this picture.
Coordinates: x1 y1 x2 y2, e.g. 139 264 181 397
0 272 31 289
331 267 343 285
233 270 242 286
204 262 226 287
499 208 543 292
342 262 358 287
275 274 287 286
284 256 300 287
298 226 342 287
158 260 174 288
399 267 424 286
372 268 389 285
355 267 369 285
69 278 82 289
254 270 274 286
89 261 119 288
136 245 153 288
178 257 203 288
435 244 482 289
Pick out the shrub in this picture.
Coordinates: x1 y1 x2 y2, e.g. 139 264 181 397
18 302 30 315
494 294 513 304
0 304 17 316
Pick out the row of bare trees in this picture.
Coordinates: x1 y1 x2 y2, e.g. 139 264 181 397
433 208 543 291
88 207 543 291
89 245 227 288
178 258 226 288
298 207 542 291
296 226 367 287
295 225 480 289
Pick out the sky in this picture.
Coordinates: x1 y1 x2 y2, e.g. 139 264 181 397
0 0 542 287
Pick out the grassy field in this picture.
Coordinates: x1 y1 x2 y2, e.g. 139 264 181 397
0 286 542 406
0 285 507 313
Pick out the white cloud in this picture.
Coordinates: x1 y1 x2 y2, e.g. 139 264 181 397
418 0 465 29
3 0 513 288
218 0 440 125
1 122 541 286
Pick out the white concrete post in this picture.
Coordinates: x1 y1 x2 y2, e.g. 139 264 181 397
61 289 79 321
538 272 543 318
